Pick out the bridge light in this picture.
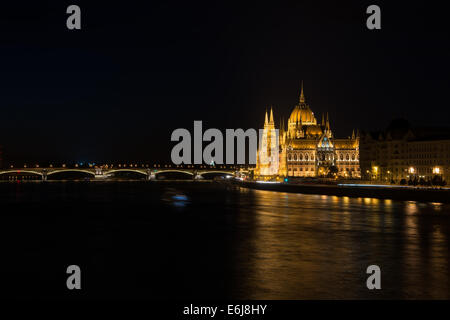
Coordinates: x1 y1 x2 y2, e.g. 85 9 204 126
24 164 27 168
62 164 66 168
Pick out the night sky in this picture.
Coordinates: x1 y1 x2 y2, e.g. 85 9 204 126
1 1 449 164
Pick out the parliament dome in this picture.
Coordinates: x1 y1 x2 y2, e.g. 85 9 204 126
288 82 317 125
289 105 316 124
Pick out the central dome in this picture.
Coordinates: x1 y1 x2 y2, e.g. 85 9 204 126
288 83 317 125
289 105 316 124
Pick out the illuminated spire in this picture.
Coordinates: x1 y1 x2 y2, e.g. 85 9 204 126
326 112 330 130
299 81 305 104
269 107 274 124
265 110 268 125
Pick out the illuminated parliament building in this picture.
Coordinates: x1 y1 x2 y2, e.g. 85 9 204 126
255 84 360 179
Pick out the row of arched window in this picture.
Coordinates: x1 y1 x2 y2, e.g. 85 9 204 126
288 153 359 161
288 153 315 161
337 153 358 161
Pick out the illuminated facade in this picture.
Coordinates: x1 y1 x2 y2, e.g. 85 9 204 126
256 108 279 176
256 84 360 179
360 119 450 183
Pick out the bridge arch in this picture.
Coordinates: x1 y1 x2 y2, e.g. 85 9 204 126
47 169 96 176
198 171 235 175
105 169 148 176
0 170 43 176
155 170 194 176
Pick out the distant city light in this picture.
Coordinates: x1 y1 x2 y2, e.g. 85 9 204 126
256 181 280 184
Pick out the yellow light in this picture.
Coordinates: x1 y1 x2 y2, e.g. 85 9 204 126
372 166 378 173
433 167 440 174
409 167 415 174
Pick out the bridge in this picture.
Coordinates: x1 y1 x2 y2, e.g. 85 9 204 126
0 164 248 181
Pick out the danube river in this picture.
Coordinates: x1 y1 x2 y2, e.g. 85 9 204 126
1 181 449 299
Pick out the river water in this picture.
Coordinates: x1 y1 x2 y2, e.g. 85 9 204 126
1 181 449 299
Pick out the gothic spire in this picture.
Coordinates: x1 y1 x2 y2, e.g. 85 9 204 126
326 112 330 130
269 106 274 124
264 109 268 125
299 81 305 104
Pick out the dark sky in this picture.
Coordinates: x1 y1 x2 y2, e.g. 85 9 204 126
1 1 449 164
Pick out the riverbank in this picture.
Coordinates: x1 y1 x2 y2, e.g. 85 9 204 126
236 180 450 204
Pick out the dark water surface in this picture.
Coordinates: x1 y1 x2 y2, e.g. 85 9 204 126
1 181 449 299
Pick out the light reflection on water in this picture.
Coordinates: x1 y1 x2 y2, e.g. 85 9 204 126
2 181 449 299
233 189 450 299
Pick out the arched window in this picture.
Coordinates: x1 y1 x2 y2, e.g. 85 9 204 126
305 154 309 161
352 154 355 160
340 154 343 161
288 154 292 161
346 154 350 161
294 154 297 161
300 154 303 161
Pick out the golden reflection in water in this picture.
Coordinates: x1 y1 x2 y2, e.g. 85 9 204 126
406 201 418 215
244 190 346 298
383 199 394 214
430 202 443 211
235 188 450 299
430 225 447 297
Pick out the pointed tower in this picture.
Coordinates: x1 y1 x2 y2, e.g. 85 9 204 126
299 81 305 104
326 112 330 130
257 107 279 178
269 107 274 124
